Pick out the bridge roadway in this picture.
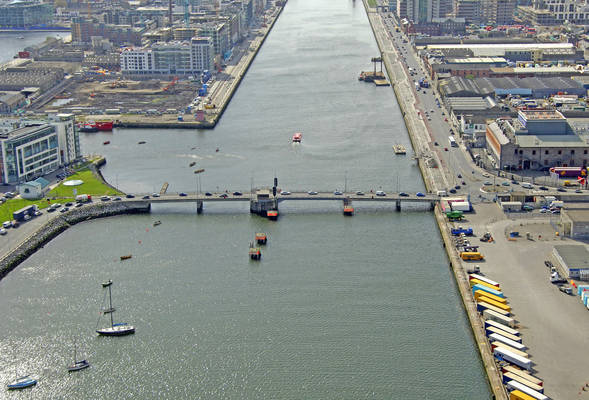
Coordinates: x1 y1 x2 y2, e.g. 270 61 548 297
138 191 440 204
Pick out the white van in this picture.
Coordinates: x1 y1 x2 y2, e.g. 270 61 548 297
437 190 447 197
521 182 533 189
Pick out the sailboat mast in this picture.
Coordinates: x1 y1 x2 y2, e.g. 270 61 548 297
108 285 114 328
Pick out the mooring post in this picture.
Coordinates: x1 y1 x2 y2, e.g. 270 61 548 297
396 199 401 212
196 200 203 215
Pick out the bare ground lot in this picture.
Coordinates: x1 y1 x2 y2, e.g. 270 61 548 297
454 203 589 400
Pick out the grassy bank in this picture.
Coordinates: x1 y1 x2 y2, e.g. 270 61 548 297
0 168 122 222
367 0 377 7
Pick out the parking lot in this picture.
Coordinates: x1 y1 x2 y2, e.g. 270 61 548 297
458 203 589 399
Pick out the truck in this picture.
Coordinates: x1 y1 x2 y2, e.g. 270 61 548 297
446 210 463 220
198 83 208 97
451 227 473 236
75 194 92 203
549 200 564 209
451 201 471 212
12 205 38 221
493 347 533 371
505 380 549 400
549 166 586 178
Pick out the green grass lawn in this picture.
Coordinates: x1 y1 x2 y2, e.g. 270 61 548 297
0 168 122 222
367 0 377 7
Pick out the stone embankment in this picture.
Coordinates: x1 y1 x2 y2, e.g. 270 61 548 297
0 201 149 281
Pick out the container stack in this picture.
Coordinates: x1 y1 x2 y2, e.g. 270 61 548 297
468 272 549 400
572 282 589 310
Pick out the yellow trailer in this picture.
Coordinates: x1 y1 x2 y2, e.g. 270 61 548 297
477 295 511 313
474 290 508 304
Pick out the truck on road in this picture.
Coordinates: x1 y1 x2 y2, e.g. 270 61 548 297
451 227 473 236
13 205 38 221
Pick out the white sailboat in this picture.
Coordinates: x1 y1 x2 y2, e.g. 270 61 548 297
67 339 90 372
6 360 36 390
96 280 135 336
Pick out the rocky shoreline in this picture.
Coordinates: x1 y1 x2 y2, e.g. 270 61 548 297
0 201 150 281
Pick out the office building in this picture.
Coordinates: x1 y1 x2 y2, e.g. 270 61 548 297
0 1 53 28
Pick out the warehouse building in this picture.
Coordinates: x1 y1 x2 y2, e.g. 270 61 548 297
485 110 589 170
561 207 589 239
553 245 589 281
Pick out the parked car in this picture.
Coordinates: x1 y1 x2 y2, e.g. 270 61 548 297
539 186 549 191
59 207 69 213
557 188 567 192
449 189 457 194
100 196 110 202
576 189 583 193
483 181 492 186
3 221 11 228
501 182 510 186
113 197 122 201
125 194 135 198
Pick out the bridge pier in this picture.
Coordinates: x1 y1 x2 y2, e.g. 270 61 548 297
396 199 401 212
430 201 435 211
250 189 278 217
196 200 203 214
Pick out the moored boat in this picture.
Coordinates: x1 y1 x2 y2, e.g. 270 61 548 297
103 141 110 145
120 255 132 260
292 132 302 142
95 121 113 131
67 340 90 372
79 122 98 132
96 280 135 336
7 375 36 390
255 233 267 245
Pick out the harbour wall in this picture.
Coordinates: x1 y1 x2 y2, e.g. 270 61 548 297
0 201 150 282
361 2 506 399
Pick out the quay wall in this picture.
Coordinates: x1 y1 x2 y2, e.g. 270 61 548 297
0 201 150 282
112 2 288 131
361 2 506 399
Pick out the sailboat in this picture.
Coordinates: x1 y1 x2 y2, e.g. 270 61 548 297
96 280 135 336
67 339 90 372
7 374 36 390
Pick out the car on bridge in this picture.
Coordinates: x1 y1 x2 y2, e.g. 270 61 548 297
126 194 135 199
356 191 365 195
557 188 567 192
280 191 291 195
233 191 242 196
142 195 150 199
334 191 343 195
399 192 409 197
376 191 386 196
179 192 187 196
416 192 425 197
219 193 228 198
152 193 160 197
539 186 549 191
308 191 318 195
205 192 212 196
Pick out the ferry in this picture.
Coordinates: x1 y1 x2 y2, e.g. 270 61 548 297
292 132 302 142
78 121 98 132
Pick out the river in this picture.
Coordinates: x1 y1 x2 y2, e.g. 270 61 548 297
0 1 491 398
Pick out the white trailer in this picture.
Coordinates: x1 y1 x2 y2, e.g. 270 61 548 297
506 380 550 400
489 333 527 351
484 319 520 336
483 309 515 328
493 347 532 371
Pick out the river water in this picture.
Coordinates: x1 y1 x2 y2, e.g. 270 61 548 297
0 1 491 398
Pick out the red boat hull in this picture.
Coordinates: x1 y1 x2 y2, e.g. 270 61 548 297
96 121 113 131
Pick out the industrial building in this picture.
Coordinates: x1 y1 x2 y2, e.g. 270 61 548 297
420 43 576 61
561 206 589 239
0 114 80 184
439 76 586 98
553 245 589 280
518 0 589 25
485 110 589 170
0 0 53 28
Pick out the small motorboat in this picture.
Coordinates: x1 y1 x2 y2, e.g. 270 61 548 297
292 132 302 142
194 168 205 174
255 233 267 245
138 141 146 145
7 375 36 390
103 141 110 145
153 221 161 226
120 255 132 260
189 161 196 167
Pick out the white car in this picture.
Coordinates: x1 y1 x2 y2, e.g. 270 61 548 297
280 191 291 195
334 191 343 195
307 191 318 195
376 191 386 196
2 221 11 228
0 228 6 235
152 193 160 197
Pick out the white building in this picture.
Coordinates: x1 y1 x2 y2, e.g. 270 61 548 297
0 114 80 184
120 36 214 75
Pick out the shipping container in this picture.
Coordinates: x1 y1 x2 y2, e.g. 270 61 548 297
492 341 529 358
478 296 512 312
510 389 538 400
451 201 471 212
472 283 505 298
483 309 515 328
485 320 520 336
475 290 508 304
577 285 589 296
502 365 543 387
493 347 533 371
477 301 510 316
490 333 527 350
486 326 522 343
469 273 500 288
461 251 483 260
503 373 544 393
505 380 549 400
470 278 500 291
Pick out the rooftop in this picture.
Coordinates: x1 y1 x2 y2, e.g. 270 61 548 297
519 110 565 121
516 134 587 148
554 245 589 269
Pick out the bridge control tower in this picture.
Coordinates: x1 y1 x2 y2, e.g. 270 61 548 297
250 189 278 217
